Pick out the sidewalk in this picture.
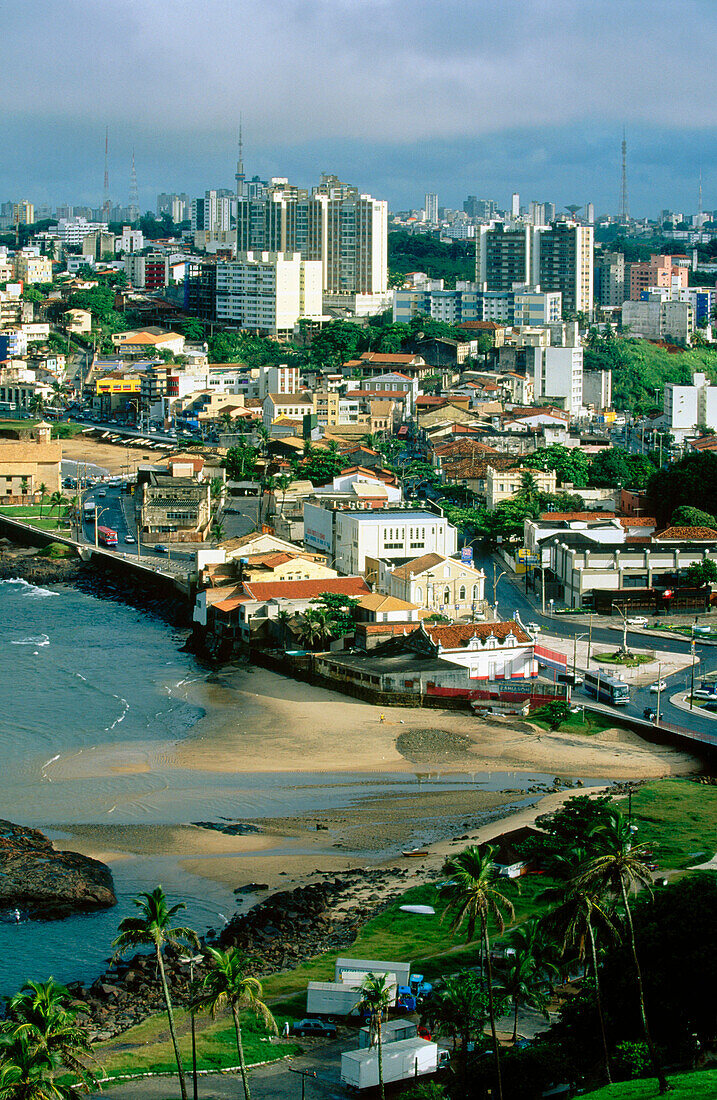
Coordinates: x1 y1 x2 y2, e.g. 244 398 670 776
535 631 695 684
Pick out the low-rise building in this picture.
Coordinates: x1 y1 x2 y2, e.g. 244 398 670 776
135 468 212 543
382 552 487 619
112 328 185 357
64 308 92 335
0 421 61 501
486 465 557 510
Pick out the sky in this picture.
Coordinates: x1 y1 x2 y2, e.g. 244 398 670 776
4 0 717 219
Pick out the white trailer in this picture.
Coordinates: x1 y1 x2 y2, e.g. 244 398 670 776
335 957 411 988
306 981 364 1018
358 1019 417 1048
341 1038 439 1090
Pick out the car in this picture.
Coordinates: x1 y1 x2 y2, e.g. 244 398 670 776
692 688 716 700
702 700 717 712
290 1018 337 1039
124 535 136 544
626 616 649 627
649 680 667 693
154 544 168 554
97 489 106 498
527 622 541 634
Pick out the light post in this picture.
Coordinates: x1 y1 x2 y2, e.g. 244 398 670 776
493 569 507 620
656 661 663 725
572 632 589 682
94 505 111 548
690 627 697 709
289 1066 318 1100
178 953 203 1100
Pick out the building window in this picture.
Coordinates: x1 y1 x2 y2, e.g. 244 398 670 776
472 584 479 600
443 586 450 604
459 585 466 600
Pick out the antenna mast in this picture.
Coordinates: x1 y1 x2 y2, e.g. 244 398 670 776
620 127 629 224
129 148 139 223
102 126 111 222
235 116 245 199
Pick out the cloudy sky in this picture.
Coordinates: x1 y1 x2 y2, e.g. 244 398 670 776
4 0 716 217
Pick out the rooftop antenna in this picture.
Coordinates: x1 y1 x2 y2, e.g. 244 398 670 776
620 127 629 224
235 115 245 199
129 148 139 223
102 126 111 222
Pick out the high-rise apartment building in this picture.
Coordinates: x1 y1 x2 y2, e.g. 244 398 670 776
424 193 439 224
537 223 593 316
215 251 323 337
594 251 625 308
628 254 688 301
511 192 520 218
475 225 533 291
13 201 34 227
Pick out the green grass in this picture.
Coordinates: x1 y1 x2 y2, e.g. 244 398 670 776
595 651 654 668
0 419 84 438
529 706 618 736
97 1007 300 1081
583 1068 717 1098
0 506 71 532
615 778 717 870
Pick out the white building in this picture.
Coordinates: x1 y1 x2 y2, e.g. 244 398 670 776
419 621 536 681
115 226 145 253
215 252 323 337
13 251 53 284
262 392 314 427
582 369 612 412
664 371 717 440
54 217 108 246
257 364 300 399
512 285 562 326
303 504 457 574
424 193 439 224
533 346 584 416
383 552 486 619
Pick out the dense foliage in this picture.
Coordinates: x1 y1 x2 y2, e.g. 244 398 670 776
646 451 717 525
388 231 475 287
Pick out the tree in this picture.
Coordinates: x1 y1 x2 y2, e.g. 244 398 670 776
296 447 347 487
499 940 552 1043
356 974 394 1100
439 845 516 1100
684 559 717 588
113 887 199 1100
647 450 717 525
180 318 206 341
192 947 276 1100
27 395 45 418
671 505 717 528
2 978 96 1092
307 320 367 370
0 1034 83 1100
420 972 488 1097
541 700 572 731
274 474 292 517
577 810 669 1094
542 880 616 1085
49 492 67 525
522 444 590 489
37 483 48 517
310 592 360 636
224 443 258 481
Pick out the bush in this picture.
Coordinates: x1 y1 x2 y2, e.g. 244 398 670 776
38 541 74 559
612 1040 651 1081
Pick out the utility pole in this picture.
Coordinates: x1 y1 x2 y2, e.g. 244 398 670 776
690 630 696 709
541 564 546 615
656 661 662 725
587 612 593 664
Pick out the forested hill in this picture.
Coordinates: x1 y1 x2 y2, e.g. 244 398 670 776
388 231 475 287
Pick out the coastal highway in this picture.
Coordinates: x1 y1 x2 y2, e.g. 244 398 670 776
79 484 197 572
473 547 717 745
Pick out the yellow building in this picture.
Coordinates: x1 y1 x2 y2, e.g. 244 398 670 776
14 254 52 284
95 376 142 395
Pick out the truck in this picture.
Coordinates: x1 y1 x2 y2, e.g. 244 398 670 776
335 957 411 989
358 1020 416 1048
306 981 364 1018
409 973 434 999
341 1038 444 1090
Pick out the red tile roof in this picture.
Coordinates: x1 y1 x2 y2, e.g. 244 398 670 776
422 620 531 648
359 352 421 363
618 517 657 527
654 526 717 541
242 577 371 601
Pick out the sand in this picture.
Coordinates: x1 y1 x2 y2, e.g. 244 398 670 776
174 664 699 781
61 436 163 475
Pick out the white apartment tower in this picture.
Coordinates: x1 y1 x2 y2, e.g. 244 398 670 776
215 251 323 337
424 193 439 224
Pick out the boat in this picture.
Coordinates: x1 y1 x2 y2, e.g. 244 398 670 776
402 848 429 857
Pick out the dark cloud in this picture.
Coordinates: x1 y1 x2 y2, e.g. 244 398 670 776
3 1 716 216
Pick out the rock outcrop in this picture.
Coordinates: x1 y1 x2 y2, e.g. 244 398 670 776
0 820 116 920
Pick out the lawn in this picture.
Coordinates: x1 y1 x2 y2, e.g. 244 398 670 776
0 505 72 532
0 419 84 438
615 777 717 870
529 706 617 736
583 1068 717 1098
595 651 654 668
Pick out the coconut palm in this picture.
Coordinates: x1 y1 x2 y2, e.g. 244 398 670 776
3 978 96 1088
577 810 669 1094
28 395 45 418
112 887 199 1100
356 973 394 1100
422 972 487 1098
274 474 292 518
49 492 67 526
542 878 616 1086
498 944 552 1043
439 844 515 1100
191 947 276 1100
37 483 48 518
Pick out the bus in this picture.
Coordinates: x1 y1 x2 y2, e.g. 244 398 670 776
96 526 118 547
584 669 630 706
83 501 96 521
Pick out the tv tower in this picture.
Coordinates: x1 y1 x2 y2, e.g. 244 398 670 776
128 148 140 223
102 126 111 222
235 117 246 199
620 127 629 224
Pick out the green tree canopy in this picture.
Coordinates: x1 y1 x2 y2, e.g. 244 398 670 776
684 560 717 587
647 451 717 525
522 445 590 488
671 504 717 528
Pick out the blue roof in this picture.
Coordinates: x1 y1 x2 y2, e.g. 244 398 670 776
352 511 441 522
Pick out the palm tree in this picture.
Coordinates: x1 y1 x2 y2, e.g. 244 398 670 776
191 947 276 1100
439 845 515 1100
577 810 669 1094
113 888 199 1100
3 978 96 1088
542 879 616 1085
518 471 540 506
274 474 292 518
356 973 393 1100
0 1034 79 1100
423 972 487 1098
499 943 552 1043
28 395 45 418
49 492 67 526
212 521 225 544
37 483 48 518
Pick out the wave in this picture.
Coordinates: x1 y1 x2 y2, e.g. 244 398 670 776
105 697 130 731
11 634 50 647
0 578 59 598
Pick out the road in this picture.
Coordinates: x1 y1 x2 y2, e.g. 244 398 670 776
79 485 197 574
472 546 717 744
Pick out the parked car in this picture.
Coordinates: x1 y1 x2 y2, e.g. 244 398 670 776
154 544 168 554
692 688 716 700
97 489 106 498
626 616 649 627
291 1018 337 1039
649 680 667 693
527 622 541 634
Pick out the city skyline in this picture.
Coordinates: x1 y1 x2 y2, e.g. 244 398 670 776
3 0 717 217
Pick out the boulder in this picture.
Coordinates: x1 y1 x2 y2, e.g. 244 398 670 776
0 820 116 920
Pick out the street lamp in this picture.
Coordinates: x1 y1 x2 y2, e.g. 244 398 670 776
493 570 507 620
178 953 203 1100
611 602 629 655
94 505 111 548
572 632 589 683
